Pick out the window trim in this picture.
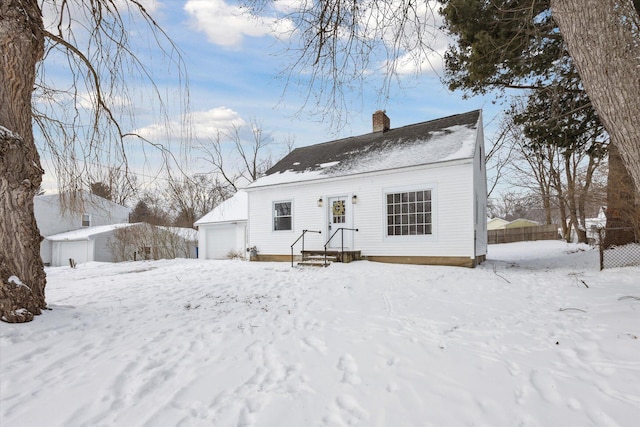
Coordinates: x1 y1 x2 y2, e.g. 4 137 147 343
272 200 293 232
382 184 437 241
81 213 91 227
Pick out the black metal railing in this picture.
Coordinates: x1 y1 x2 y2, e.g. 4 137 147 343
290 229 321 267
324 227 359 266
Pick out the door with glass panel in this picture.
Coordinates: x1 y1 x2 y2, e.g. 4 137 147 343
327 196 352 249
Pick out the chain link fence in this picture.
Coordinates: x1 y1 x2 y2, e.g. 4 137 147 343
597 227 640 270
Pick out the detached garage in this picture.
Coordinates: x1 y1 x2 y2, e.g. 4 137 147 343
195 192 248 259
46 224 133 267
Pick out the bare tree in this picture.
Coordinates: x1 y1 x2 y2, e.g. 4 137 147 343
89 167 138 207
197 121 276 192
247 0 441 127
130 194 172 226
503 120 606 243
108 224 194 262
1 0 186 322
485 115 517 199
164 173 229 228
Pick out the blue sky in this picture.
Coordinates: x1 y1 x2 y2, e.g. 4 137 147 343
38 0 505 192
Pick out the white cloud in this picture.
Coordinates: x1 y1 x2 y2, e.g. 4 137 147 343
184 0 291 48
190 107 246 136
383 31 449 77
135 106 246 141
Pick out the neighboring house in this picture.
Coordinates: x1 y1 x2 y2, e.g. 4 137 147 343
195 192 248 259
35 191 131 265
46 223 198 266
504 218 539 229
578 206 607 243
487 217 509 230
244 110 487 267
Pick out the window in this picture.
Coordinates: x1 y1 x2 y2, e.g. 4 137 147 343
273 201 292 231
386 190 432 236
82 213 91 227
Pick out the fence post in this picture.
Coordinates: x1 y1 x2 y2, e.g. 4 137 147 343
598 228 604 270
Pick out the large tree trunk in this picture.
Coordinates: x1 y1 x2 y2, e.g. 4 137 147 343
0 0 46 323
605 143 640 246
552 0 640 196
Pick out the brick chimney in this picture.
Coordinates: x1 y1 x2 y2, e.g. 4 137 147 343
372 110 390 132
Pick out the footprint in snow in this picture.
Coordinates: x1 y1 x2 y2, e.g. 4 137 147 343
530 369 562 404
302 336 328 354
337 354 361 385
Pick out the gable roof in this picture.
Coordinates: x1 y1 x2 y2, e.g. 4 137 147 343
46 223 134 241
248 110 481 188
194 191 248 225
35 189 131 212
487 217 510 230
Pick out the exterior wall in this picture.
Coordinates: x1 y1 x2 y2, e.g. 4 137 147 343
35 193 130 236
94 233 115 262
247 160 477 263
198 221 247 259
472 120 488 261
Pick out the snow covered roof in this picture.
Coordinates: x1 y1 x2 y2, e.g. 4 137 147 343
158 226 198 242
505 219 540 229
46 223 134 241
248 110 481 188
47 223 199 242
194 191 248 225
487 218 510 230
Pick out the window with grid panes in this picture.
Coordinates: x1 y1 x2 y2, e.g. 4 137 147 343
386 190 432 236
273 201 292 231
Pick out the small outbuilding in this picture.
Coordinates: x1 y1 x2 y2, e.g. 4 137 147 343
46 224 133 267
487 218 509 230
505 218 539 229
195 191 248 259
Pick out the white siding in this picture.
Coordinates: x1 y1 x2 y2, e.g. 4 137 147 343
94 233 115 262
35 194 130 237
247 160 477 259
472 117 488 257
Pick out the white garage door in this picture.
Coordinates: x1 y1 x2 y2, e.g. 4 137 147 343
57 241 91 266
205 225 237 259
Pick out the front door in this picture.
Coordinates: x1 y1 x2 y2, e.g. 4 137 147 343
327 196 352 249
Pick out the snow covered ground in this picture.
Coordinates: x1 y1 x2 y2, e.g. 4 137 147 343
1 241 639 427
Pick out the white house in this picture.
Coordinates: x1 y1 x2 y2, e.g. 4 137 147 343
194 191 248 259
244 110 487 267
35 191 131 265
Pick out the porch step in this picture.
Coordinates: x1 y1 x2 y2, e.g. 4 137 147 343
302 250 362 263
297 254 336 267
